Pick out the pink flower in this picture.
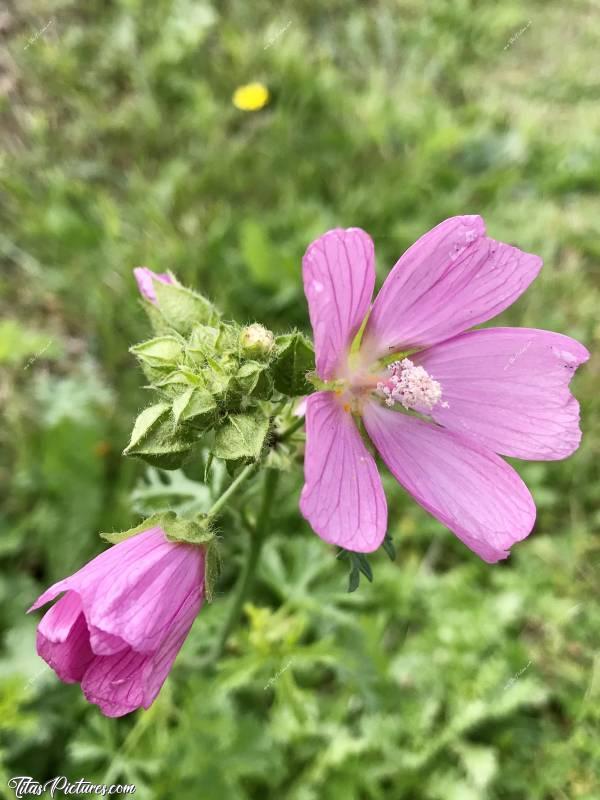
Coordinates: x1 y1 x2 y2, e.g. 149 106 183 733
28 528 205 717
300 216 589 562
133 267 174 304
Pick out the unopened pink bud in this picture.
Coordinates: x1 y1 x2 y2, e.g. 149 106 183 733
133 267 174 304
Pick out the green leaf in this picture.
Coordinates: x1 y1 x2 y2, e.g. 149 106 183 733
123 402 193 469
212 410 270 461
172 386 217 427
455 744 498 790
153 280 219 335
272 333 315 397
130 336 183 369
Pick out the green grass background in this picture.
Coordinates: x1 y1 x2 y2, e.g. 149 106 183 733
1 1 599 798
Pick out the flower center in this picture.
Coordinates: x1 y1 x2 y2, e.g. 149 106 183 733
376 358 447 413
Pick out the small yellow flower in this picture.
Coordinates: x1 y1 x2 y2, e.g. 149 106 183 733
232 82 270 111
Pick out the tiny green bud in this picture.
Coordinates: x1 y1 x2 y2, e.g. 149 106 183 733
240 324 275 359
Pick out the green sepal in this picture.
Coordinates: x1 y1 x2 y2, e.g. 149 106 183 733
153 280 220 335
216 322 242 354
203 536 222 602
234 361 273 400
272 333 315 396
123 402 193 470
354 553 374 582
337 548 374 593
100 513 169 544
172 386 218 428
185 325 220 365
348 564 361 593
252 369 274 400
130 336 183 369
154 368 206 398
202 356 235 402
101 511 214 547
162 512 214 545
141 298 173 336
212 410 270 461
382 533 396 561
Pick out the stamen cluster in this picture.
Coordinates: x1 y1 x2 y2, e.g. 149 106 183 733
376 358 447 413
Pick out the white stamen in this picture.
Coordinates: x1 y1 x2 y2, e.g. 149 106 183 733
376 358 448 413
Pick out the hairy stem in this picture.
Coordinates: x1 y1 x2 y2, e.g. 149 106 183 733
278 414 305 442
210 469 280 664
206 463 257 519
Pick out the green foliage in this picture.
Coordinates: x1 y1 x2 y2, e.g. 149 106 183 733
130 336 184 369
1 0 599 798
0 320 61 367
152 279 220 335
123 402 194 469
272 333 315 396
212 411 270 461
101 510 213 546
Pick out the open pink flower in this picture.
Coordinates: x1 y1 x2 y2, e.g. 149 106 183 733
300 216 589 562
29 528 205 717
133 267 174 304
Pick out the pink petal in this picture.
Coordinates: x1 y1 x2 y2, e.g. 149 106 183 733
81 590 199 718
81 648 148 717
361 216 542 359
27 528 166 613
303 228 375 380
29 529 205 654
36 592 95 683
415 328 590 460
88 627 129 656
142 589 199 707
300 391 387 552
133 267 174 304
362 402 536 562
79 540 204 653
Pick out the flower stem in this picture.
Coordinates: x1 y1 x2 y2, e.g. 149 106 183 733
210 469 279 664
278 415 305 442
206 462 257 519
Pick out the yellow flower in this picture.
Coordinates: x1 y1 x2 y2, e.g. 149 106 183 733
232 82 270 111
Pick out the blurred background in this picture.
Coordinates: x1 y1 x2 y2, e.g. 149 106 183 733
1 1 599 798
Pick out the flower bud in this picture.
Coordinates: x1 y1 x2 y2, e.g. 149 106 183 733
133 267 174 304
240 324 274 359
29 525 205 717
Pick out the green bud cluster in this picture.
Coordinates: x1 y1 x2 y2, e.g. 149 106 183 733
124 278 314 470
